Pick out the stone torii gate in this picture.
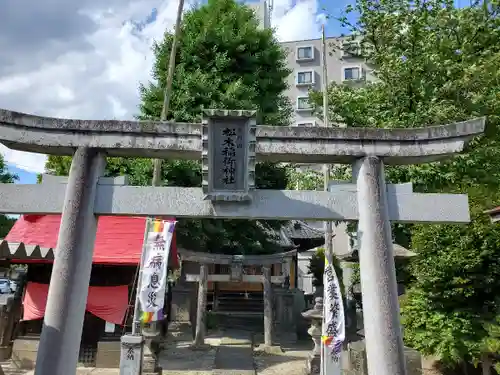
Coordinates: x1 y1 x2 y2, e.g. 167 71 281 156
0 108 485 375
178 248 297 347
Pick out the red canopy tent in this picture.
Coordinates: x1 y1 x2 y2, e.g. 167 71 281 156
4 214 178 267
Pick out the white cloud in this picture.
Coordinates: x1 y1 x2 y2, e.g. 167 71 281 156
0 0 324 175
272 0 324 41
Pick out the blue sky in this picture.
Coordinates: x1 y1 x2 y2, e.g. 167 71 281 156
10 166 37 184
321 0 355 36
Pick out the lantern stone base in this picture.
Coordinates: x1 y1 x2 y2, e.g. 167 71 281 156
189 343 212 351
301 297 324 375
254 344 284 355
305 351 321 375
142 338 162 375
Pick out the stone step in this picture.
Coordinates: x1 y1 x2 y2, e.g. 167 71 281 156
213 313 263 332
215 292 264 313
0 361 28 375
217 292 263 297
216 297 264 313
214 331 255 375
217 303 263 312
217 296 263 301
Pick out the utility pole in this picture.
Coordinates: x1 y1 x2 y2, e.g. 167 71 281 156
321 25 333 276
151 0 185 186
132 0 185 339
129 1 185 371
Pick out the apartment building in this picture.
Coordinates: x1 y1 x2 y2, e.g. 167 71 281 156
281 38 374 126
247 0 373 126
247 0 270 29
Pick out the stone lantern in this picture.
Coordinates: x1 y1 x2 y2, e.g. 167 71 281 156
301 296 323 374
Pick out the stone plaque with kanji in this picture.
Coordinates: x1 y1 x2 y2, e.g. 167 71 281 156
202 109 256 201
230 255 244 282
119 334 144 375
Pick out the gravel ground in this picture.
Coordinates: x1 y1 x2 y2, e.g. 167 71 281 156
253 343 310 375
254 352 308 375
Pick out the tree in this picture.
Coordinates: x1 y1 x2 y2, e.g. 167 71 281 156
0 155 17 237
402 185 500 372
308 247 345 295
140 0 292 125
45 0 294 255
310 0 500 370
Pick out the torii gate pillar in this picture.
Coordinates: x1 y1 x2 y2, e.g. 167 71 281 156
35 148 106 375
354 156 406 375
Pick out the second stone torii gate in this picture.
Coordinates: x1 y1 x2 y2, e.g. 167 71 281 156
178 249 296 348
0 108 485 375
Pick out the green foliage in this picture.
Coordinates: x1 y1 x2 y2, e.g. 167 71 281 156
0 215 16 238
44 0 294 255
402 186 500 365
0 156 17 184
285 165 352 191
313 0 500 367
286 167 322 190
205 310 217 330
0 155 17 237
308 247 345 296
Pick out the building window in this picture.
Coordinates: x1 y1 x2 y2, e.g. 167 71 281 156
296 46 314 61
297 71 314 85
343 67 361 81
297 97 312 110
341 40 361 57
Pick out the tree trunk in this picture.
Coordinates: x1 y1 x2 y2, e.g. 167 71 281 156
193 263 208 346
482 354 492 375
461 361 469 375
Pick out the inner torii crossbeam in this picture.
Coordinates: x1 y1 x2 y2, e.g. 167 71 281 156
0 108 485 375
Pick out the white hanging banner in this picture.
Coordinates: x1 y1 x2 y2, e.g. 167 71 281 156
139 220 176 322
321 249 345 375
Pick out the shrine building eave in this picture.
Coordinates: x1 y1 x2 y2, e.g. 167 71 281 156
0 240 55 261
0 109 485 165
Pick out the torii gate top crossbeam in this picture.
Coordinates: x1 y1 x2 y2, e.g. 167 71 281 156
178 248 296 265
0 109 485 165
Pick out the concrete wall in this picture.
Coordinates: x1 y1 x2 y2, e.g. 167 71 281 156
333 222 352 258
297 249 315 295
247 0 270 29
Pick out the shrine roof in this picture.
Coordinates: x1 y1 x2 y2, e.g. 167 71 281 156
258 223 295 249
282 221 324 240
2 215 178 267
338 243 416 262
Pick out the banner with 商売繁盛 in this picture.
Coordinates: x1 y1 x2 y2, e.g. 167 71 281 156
321 248 345 375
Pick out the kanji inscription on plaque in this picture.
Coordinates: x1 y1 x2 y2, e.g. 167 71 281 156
201 109 256 201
